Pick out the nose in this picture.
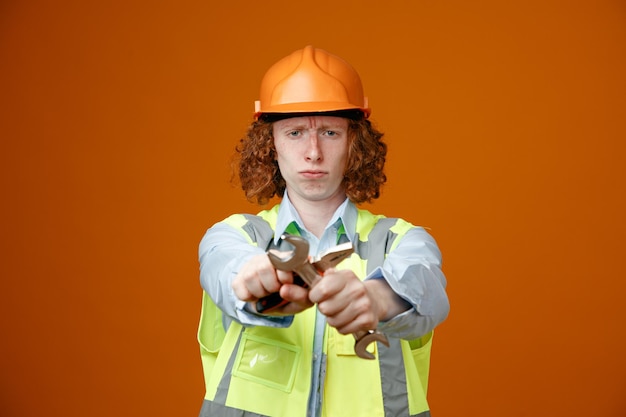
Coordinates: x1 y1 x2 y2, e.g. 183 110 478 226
305 134 322 162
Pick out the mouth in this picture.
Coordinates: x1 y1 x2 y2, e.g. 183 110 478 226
300 170 327 179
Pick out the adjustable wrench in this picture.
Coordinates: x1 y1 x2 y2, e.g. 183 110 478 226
255 235 351 312
258 234 389 360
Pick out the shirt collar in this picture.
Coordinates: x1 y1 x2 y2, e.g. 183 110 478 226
274 191 358 245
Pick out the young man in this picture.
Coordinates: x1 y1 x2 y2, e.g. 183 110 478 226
197 45 449 417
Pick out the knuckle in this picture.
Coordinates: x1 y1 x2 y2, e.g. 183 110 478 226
317 301 330 316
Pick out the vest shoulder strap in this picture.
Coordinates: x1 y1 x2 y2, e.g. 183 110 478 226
231 207 414 275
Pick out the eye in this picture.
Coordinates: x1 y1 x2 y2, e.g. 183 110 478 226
287 130 301 137
324 130 339 137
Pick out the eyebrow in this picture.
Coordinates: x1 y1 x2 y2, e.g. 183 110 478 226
278 122 347 130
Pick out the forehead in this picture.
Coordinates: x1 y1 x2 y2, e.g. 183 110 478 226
273 115 349 130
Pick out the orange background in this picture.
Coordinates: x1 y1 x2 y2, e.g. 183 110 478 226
1 1 625 416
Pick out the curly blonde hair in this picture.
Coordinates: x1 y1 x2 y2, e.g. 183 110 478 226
235 113 387 205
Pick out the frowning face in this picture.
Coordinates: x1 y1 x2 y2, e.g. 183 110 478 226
273 115 349 207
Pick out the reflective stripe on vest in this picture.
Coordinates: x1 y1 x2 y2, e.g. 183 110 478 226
198 206 432 417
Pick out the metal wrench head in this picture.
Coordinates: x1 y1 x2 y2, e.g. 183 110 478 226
354 330 390 360
267 234 309 271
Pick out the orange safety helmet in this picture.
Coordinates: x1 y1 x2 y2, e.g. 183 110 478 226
254 45 371 119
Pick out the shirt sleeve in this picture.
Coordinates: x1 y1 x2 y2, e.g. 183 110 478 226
199 221 293 329
365 226 450 339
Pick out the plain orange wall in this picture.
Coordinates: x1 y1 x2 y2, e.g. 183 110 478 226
1 1 625 416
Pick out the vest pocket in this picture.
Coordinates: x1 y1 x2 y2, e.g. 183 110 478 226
198 293 225 354
408 331 433 395
232 333 301 392
198 293 226 385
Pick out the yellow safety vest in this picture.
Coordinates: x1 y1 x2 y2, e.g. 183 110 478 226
198 205 433 417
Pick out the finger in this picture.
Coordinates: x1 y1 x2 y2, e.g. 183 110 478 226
277 285 314 315
276 269 295 285
257 266 282 295
317 279 379 333
315 288 348 317
324 302 379 335
236 273 269 300
280 283 310 304
308 275 344 304
327 309 375 335
233 255 282 300
232 279 254 301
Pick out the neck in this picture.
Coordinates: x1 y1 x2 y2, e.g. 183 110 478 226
288 193 346 238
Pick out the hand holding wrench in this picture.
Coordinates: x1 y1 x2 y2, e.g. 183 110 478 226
260 234 389 360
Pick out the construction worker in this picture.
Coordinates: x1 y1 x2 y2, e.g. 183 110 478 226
197 45 450 417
